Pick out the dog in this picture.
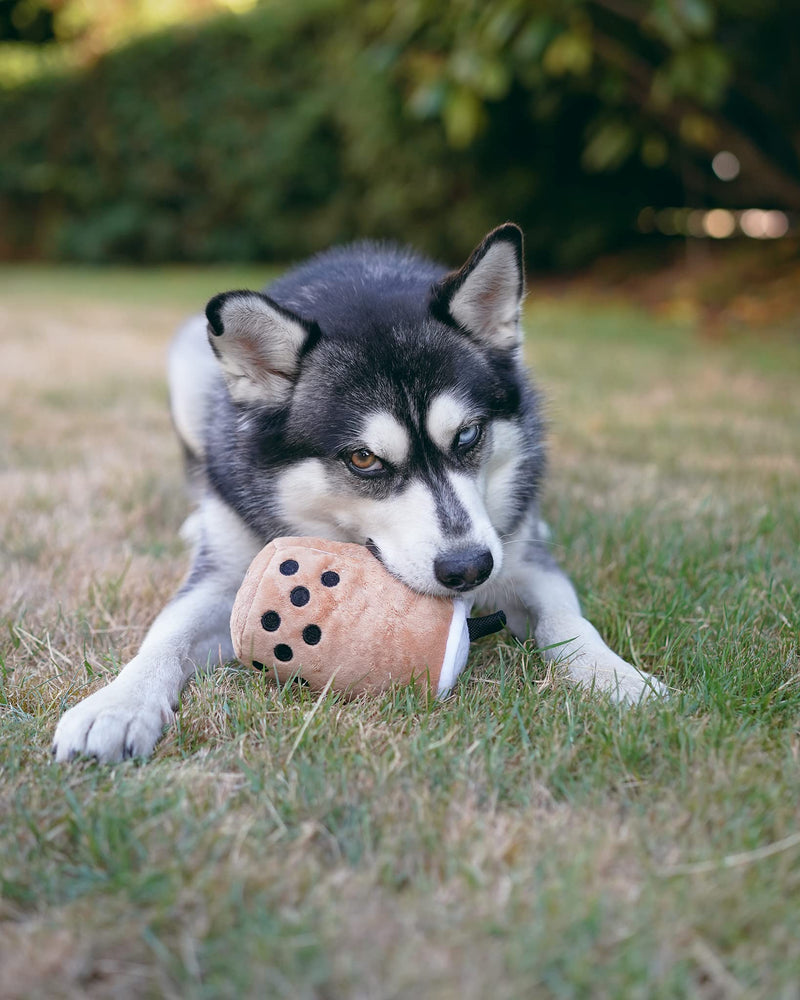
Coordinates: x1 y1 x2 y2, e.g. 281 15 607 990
53 224 666 763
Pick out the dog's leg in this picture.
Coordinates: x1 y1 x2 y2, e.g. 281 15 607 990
53 497 260 763
499 531 668 703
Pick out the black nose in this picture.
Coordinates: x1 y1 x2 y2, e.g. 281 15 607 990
434 548 494 592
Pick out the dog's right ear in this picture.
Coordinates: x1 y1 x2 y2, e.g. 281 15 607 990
430 223 524 351
205 291 318 405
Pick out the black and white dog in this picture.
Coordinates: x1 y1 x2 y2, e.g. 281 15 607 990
53 224 665 763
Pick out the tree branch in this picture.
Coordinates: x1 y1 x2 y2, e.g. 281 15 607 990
590 31 800 208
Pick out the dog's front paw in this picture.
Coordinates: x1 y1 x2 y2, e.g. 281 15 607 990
52 678 174 763
565 649 668 705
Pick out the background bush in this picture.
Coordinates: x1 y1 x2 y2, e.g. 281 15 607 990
1 0 797 268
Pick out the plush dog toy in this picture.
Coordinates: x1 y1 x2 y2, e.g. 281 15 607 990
230 536 506 697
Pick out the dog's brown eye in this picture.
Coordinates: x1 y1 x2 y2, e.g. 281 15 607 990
349 449 384 474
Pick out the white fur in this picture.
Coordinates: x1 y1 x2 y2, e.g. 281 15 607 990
361 411 411 466
425 392 473 452
445 470 503 570
483 419 529 528
449 242 522 349
168 315 217 459
274 460 348 540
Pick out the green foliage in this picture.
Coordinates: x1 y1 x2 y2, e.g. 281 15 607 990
1 2 350 262
0 0 56 44
0 0 798 267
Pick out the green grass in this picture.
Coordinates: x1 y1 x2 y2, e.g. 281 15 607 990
1 266 799 998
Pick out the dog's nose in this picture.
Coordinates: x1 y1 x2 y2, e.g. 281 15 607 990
434 548 494 592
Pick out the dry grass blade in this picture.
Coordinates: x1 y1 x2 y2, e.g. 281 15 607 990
285 666 342 766
659 830 800 877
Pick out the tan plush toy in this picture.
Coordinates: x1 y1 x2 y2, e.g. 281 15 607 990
230 536 506 697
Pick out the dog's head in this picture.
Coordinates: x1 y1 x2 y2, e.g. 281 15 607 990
205 224 541 596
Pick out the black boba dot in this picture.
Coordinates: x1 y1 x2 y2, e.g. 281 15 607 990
261 610 281 632
290 586 310 607
302 624 322 646
279 559 299 576
321 571 340 587
274 644 293 662
252 660 265 670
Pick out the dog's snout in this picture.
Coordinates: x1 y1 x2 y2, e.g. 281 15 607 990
434 548 494 592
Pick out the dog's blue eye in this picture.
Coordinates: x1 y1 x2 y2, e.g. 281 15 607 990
455 424 482 451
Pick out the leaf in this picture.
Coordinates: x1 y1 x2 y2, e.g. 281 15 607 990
442 86 486 148
542 30 592 78
450 49 510 99
513 16 555 61
407 80 446 119
581 119 636 172
662 44 732 106
677 0 715 37
678 112 718 149
485 4 524 47
643 0 714 46
475 57 511 100
640 133 669 168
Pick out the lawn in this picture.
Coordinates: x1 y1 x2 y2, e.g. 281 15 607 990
1 262 798 998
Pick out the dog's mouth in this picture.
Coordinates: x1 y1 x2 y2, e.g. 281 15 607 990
364 537 493 596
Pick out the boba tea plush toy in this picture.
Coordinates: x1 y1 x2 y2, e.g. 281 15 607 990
230 537 507 697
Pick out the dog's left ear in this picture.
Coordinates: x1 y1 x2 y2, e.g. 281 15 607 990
430 223 524 351
205 290 318 406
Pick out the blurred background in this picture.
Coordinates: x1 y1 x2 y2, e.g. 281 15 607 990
1 0 799 308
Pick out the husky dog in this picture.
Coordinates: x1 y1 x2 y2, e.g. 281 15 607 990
53 224 665 763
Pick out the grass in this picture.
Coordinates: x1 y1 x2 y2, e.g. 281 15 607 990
1 262 799 998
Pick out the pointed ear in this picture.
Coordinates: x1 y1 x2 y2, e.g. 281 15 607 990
430 223 525 350
205 290 317 405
